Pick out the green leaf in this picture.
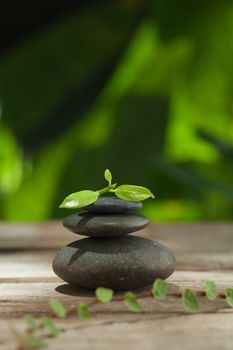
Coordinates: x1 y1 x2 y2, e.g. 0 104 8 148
151 279 168 299
124 292 143 313
25 335 46 349
59 190 99 209
13 327 45 349
77 303 91 320
42 316 60 337
115 185 155 202
49 299 66 318
95 287 113 303
104 169 112 185
203 281 218 300
182 289 199 313
24 314 38 332
225 288 233 307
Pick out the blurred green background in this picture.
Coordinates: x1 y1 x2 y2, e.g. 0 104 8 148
1 0 233 222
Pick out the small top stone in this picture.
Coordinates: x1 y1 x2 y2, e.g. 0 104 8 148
84 196 142 213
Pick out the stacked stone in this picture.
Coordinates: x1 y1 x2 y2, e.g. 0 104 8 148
53 197 175 290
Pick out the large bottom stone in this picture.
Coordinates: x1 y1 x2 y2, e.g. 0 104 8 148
53 236 175 290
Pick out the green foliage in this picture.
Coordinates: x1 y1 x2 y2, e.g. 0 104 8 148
59 169 154 209
0 122 23 195
42 316 60 337
203 281 218 300
151 279 168 299
95 287 114 303
24 314 38 332
181 289 199 313
49 299 66 318
77 303 91 320
124 292 143 313
59 190 99 209
225 288 233 307
1 1 233 222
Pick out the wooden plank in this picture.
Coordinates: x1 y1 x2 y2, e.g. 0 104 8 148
2 313 233 350
0 222 233 251
0 270 232 317
44 313 233 350
0 223 233 350
0 221 72 250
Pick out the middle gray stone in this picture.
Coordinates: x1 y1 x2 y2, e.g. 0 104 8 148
63 212 149 237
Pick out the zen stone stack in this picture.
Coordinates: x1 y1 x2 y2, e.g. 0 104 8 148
53 197 175 290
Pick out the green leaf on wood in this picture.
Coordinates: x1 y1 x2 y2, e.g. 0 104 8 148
124 292 143 313
77 303 91 320
59 190 99 209
11 327 29 349
225 288 233 307
182 289 199 313
104 169 112 185
203 281 218 300
42 316 60 337
115 185 154 201
24 314 38 332
25 335 46 349
95 287 113 303
49 299 66 318
151 279 168 299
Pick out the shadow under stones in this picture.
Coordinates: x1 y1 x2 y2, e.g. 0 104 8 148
55 282 178 297
55 283 96 297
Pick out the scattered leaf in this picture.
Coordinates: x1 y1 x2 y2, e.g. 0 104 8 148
25 335 46 349
124 292 143 313
203 281 218 300
95 287 113 303
104 169 112 184
11 327 28 349
59 190 99 209
24 314 38 332
225 288 233 307
49 299 66 318
42 316 60 337
151 279 168 299
182 289 199 313
77 303 91 320
115 185 154 201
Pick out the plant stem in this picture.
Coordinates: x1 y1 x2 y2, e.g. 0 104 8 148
97 186 110 195
97 186 116 195
47 289 226 320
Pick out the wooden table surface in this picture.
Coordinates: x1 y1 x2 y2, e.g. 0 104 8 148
1 222 233 350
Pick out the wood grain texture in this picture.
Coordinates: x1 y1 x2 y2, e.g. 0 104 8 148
0 222 233 350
